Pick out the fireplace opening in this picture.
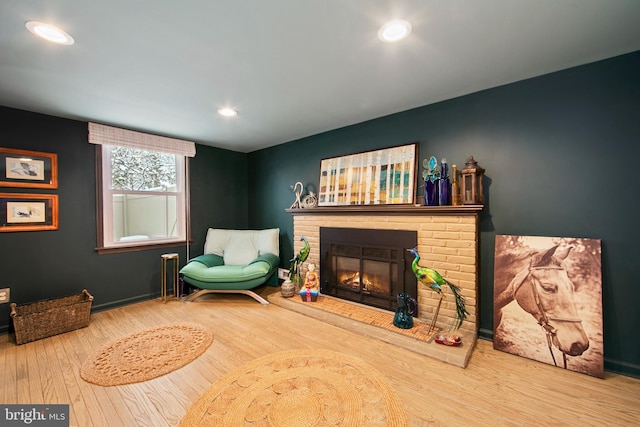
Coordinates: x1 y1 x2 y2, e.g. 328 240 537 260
320 227 418 313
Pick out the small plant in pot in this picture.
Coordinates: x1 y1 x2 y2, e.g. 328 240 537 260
290 237 310 287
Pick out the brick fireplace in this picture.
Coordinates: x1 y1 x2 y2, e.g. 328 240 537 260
287 205 482 337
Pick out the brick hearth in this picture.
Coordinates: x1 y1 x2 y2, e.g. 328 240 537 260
267 291 474 367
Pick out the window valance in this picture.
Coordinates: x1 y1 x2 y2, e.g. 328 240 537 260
88 122 196 157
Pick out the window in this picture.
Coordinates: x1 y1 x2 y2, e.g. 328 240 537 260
89 123 195 252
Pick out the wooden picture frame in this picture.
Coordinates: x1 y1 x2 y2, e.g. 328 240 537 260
0 193 59 232
318 142 417 206
0 147 58 189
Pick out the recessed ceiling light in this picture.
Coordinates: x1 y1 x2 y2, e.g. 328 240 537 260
217 107 238 117
26 21 74 45
378 20 412 42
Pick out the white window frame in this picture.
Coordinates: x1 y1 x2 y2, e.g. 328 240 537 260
100 145 187 248
89 123 195 253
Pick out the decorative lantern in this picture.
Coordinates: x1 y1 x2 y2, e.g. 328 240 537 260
460 156 485 205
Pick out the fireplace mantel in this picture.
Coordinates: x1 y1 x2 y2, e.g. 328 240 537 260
286 204 483 216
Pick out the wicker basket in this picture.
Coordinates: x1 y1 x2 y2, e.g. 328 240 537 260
10 289 93 345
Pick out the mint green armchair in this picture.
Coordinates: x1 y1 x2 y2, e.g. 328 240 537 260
180 228 280 304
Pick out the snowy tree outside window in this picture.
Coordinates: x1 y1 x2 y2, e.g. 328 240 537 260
111 146 176 191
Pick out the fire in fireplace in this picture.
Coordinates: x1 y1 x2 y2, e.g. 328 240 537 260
320 227 418 313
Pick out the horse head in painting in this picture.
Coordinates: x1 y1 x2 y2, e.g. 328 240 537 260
495 245 589 366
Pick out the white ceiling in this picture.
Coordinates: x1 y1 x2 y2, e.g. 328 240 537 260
1 1 639 153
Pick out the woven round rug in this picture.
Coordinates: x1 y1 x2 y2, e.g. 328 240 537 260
180 349 408 426
80 323 213 386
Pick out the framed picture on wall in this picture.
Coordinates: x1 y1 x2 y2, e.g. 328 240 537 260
0 193 59 232
0 147 58 189
317 142 417 206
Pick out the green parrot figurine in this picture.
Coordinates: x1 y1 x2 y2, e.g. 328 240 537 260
407 247 468 331
289 237 310 281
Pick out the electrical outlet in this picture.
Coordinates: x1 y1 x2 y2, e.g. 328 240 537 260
278 268 289 280
0 288 9 304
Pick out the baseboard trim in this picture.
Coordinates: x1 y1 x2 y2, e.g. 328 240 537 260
604 358 640 379
478 327 493 341
90 293 157 313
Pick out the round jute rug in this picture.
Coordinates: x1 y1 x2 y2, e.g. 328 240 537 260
180 349 408 427
80 323 213 386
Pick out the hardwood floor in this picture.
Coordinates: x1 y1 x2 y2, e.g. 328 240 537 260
2 290 639 426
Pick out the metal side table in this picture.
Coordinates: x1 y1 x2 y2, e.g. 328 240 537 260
161 253 179 303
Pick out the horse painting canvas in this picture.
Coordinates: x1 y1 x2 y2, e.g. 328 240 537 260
493 235 603 378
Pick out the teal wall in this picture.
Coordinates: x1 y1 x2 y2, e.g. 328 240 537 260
0 107 248 329
1 51 638 377
189 143 249 252
248 52 640 377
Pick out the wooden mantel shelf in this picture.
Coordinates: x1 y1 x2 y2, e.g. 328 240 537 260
286 204 483 216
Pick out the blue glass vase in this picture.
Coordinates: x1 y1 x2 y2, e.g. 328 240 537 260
424 180 439 206
393 293 417 329
438 177 450 205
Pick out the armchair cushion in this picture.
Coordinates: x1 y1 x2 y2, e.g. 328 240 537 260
187 253 224 268
182 253 279 283
203 228 279 265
